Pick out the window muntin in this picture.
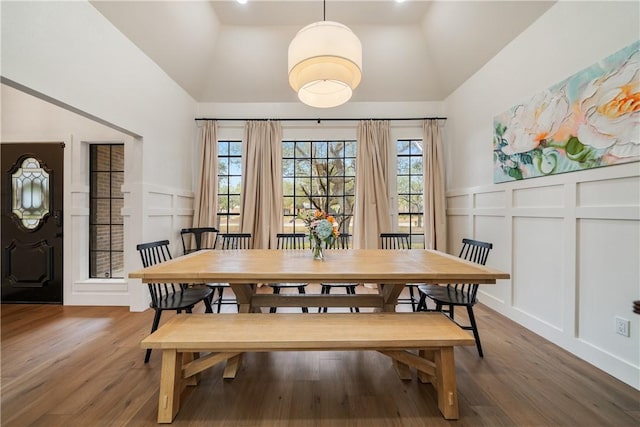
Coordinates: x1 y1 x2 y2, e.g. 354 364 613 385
217 140 242 233
283 140 356 238
89 144 124 278
397 139 424 248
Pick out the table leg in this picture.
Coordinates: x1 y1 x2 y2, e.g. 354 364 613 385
158 349 182 423
434 347 459 419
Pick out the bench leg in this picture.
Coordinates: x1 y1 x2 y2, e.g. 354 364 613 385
223 354 242 379
158 349 182 423
434 347 459 420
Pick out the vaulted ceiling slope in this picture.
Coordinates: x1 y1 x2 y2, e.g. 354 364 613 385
91 1 554 103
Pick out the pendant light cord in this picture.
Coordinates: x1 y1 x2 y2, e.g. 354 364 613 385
323 0 326 21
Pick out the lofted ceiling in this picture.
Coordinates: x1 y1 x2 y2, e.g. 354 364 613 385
91 0 554 104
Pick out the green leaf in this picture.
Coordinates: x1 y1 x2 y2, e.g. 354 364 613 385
508 168 523 180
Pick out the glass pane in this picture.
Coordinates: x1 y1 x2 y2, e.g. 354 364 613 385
397 157 410 175
397 176 410 194
111 172 124 198
344 141 357 157
218 176 229 192
11 157 50 229
397 194 410 214
229 141 242 156
344 158 356 176
295 159 311 176
344 177 355 195
296 178 311 197
311 159 328 177
218 141 229 156
90 225 111 250
283 178 295 196
411 140 424 155
283 159 295 177
398 215 411 234
218 195 229 213
229 158 242 175
218 157 229 175
228 195 241 213
397 140 411 155
111 145 124 171
111 251 124 278
312 141 327 158
111 198 124 224
91 172 111 198
91 146 111 171
227 216 241 233
111 225 124 250
329 141 344 156
283 196 295 216
410 157 423 174
295 141 310 158
90 251 111 278
282 141 295 157
229 176 241 193
409 195 424 213
410 176 423 193
91 199 110 224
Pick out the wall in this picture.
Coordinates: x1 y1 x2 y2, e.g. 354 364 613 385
1 1 198 311
443 1 640 389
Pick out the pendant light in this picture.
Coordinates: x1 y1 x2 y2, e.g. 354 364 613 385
287 0 362 108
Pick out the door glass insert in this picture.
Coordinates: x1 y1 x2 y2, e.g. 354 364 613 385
11 157 50 230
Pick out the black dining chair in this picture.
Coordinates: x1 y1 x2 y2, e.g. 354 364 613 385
269 233 309 313
416 238 493 357
180 227 218 254
136 239 213 363
380 233 419 311
209 233 253 312
318 234 359 313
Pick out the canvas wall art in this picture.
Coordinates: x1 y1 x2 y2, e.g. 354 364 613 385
493 40 639 183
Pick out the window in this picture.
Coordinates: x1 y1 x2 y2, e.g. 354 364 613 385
282 140 356 237
217 140 242 233
397 139 424 248
89 144 124 278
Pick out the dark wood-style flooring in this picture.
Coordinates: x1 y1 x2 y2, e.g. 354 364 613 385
1 285 639 426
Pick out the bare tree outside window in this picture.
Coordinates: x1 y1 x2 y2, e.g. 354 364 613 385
283 140 356 236
217 140 242 233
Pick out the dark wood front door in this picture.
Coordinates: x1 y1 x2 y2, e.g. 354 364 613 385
1 143 64 303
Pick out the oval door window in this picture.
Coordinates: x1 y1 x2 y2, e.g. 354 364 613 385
11 157 50 230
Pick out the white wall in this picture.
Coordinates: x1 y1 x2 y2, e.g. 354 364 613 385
443 1 640 389
1 1 199 311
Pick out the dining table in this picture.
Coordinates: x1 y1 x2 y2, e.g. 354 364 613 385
130 248 510 379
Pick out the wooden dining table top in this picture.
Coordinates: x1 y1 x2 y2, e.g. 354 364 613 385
129 248 510 284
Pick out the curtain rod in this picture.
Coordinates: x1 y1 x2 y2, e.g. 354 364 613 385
195 117 446 123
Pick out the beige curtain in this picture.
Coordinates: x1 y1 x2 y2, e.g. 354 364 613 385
240 121 283 249
423 119 447 251
353 120 392 249
192 120 218 248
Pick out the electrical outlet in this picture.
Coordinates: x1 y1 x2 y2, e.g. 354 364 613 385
615 317 630 337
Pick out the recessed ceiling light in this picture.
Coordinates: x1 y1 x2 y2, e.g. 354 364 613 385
237 0 248 4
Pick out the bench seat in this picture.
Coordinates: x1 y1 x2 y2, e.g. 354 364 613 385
141 312 474 423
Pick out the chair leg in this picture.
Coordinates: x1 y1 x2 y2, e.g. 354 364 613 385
408 286 417 312
298 286 308 313
145 309 163 363
416 293 427 311
467 306 483 357
203 295 213 314
270 286 280 313
347 285 359 313
319 285 329 313
216 287 224 313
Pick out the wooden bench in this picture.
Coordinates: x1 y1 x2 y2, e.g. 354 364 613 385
141 312 475 423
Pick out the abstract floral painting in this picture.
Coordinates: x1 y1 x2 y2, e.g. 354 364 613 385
493 40 639 182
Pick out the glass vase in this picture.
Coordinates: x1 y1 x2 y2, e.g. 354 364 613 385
311 236 324 261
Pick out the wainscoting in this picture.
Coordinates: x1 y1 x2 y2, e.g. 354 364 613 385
446 162 639 389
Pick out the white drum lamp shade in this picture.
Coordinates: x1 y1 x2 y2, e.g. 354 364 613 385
288 21 362 108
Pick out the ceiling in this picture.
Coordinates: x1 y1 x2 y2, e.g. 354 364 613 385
91 0 554 104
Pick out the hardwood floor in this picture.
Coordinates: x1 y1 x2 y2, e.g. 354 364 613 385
1 285 638 426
